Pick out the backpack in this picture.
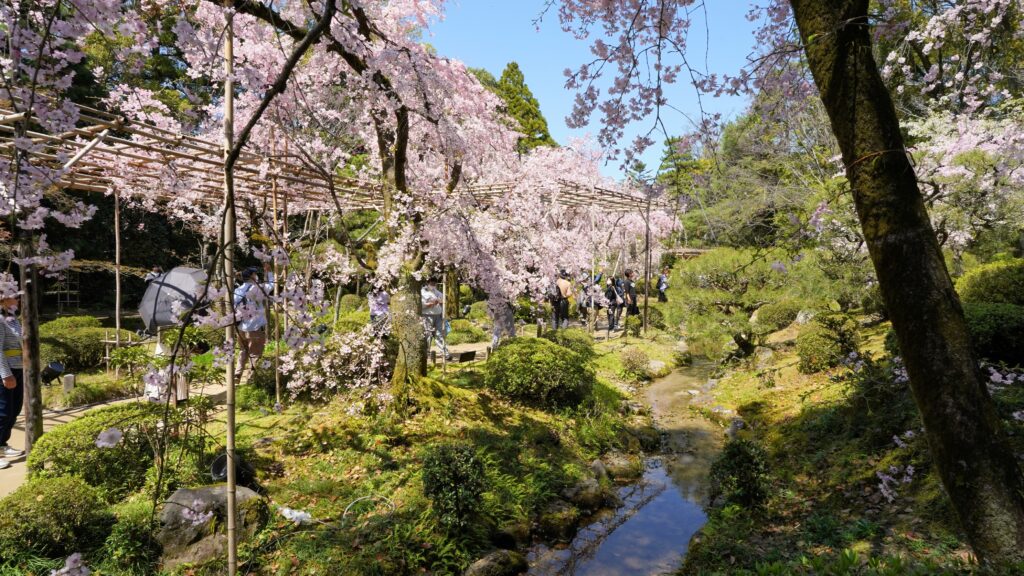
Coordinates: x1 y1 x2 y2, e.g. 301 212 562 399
547 281 562 301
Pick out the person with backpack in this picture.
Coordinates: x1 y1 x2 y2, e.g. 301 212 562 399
657 267 670 303
551 270 573 329
421 278 449 359
233 263 274 382
623 269 640 317
604 277 625 333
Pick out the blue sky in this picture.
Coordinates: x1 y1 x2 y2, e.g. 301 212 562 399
427 1 758 179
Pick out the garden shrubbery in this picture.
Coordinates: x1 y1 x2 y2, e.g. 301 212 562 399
542 328 595 361
40 315 102 331
447 319 487 345
962 302 1024 366
753 300 802 333
624 315 643 337
39 326 135 372
0 476 113 559
883 302 1024 366
620 347 650 381
796 312 858 374
421 443 487 531
483 338 594 408
955 258 1024 306
27 403 166 500
100 500 161 575
709 438 771 508
335 309 371 333
339 293 363 313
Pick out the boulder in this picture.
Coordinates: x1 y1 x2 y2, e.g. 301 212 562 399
753 346 774 369
537 499 580 542
795 310 816 325
463 550 528 576
602 451 643 482
157 485 269 570
590 459 608 481
647 359 670 378
725 417 746 439
561 478 605 511
493 521 531 549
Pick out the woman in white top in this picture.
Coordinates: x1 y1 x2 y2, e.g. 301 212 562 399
0 295 25 469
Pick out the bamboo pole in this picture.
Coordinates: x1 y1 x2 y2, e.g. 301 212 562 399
271 158 282 410
222 5 239 574
643 192 652 335
113 187 122 380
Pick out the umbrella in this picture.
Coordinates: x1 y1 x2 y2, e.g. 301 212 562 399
138 267 209 334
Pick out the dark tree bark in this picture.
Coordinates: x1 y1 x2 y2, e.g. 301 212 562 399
19 250 43 450
790 0 1024 566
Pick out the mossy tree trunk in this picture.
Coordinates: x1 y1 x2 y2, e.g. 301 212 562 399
389 269 426 409
790 0 1024 566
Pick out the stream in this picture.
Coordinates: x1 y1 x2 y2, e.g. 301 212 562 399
527 362 722 575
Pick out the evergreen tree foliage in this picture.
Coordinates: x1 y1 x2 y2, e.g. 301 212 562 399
495 62 557 153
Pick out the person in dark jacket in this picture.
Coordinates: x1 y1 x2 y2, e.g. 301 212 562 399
604 278 625 332
623 269 639 316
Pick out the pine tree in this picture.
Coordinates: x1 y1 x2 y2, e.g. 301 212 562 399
495 62 557 153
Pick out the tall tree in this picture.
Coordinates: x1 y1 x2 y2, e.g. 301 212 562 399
496 62 557 153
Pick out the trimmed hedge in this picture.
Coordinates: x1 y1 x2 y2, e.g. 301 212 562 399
27 403 166 500
483 338 594 408
339 293 363 313
447 319 487 345
541 328 596 361
40 326 136 372
796 312 858 374
883 302 1024 366
0 476 113 559
955 259 1024 306
754 300 802 333
40 315 102 331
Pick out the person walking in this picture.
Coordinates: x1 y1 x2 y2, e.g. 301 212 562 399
605 277 625 332
657 267 670 303
0 295 25 469
233 263 274 382
421 278 448 359
553 270 573 329
623 269 640 317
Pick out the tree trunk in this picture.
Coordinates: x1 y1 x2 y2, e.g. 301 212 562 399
389 270 426 410
445 268 460 318
790 0 1024 566
18 250 43 451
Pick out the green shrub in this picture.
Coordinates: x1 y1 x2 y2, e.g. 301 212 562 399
0 476 113 559
100 500 161 575
467 301 489 321
40 315 102 331
161 324 223 353
483 338 594 408
620 347 650 381
240 365 285 409
963 302 1024 366
109 345 154 376
447 319 487 345
27 403 166 500
647 306 666 330
339 293 363 313
335 310 371 333
860 285 886 316
421 443 487 530
624 315 643 337
458 285 474 306
542 328 595 361
884 302 1024 366
753 300 802 333
709 439 770 508
39 327 135 372
955 258 1024 305
796 312 858 374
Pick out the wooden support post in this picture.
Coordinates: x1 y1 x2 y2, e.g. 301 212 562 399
222 5 239 574
113 187 122 380
271 170 282 409
643 193 652 335
19 242 43 452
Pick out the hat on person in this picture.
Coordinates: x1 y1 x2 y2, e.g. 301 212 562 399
559 269 569 279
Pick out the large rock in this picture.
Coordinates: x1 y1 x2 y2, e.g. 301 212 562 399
647 359 670 378
753 346 774 369
590 459 608 481
157 485 269 570
561 478 605 511
602 452 643 482
463 550 528 576
795 310 816 325
537 499 580 542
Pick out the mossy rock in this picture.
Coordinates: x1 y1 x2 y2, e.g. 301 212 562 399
537 499 580 542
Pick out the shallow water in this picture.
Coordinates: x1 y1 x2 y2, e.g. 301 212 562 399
527 363 722 576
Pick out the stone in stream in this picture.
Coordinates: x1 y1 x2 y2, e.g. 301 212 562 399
590 459 609 481
561 477 606 511
602 451 643 481
157 485 269 570
537 499 581 542
725 417 746 439
463 550 528 576
647 359 670 378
